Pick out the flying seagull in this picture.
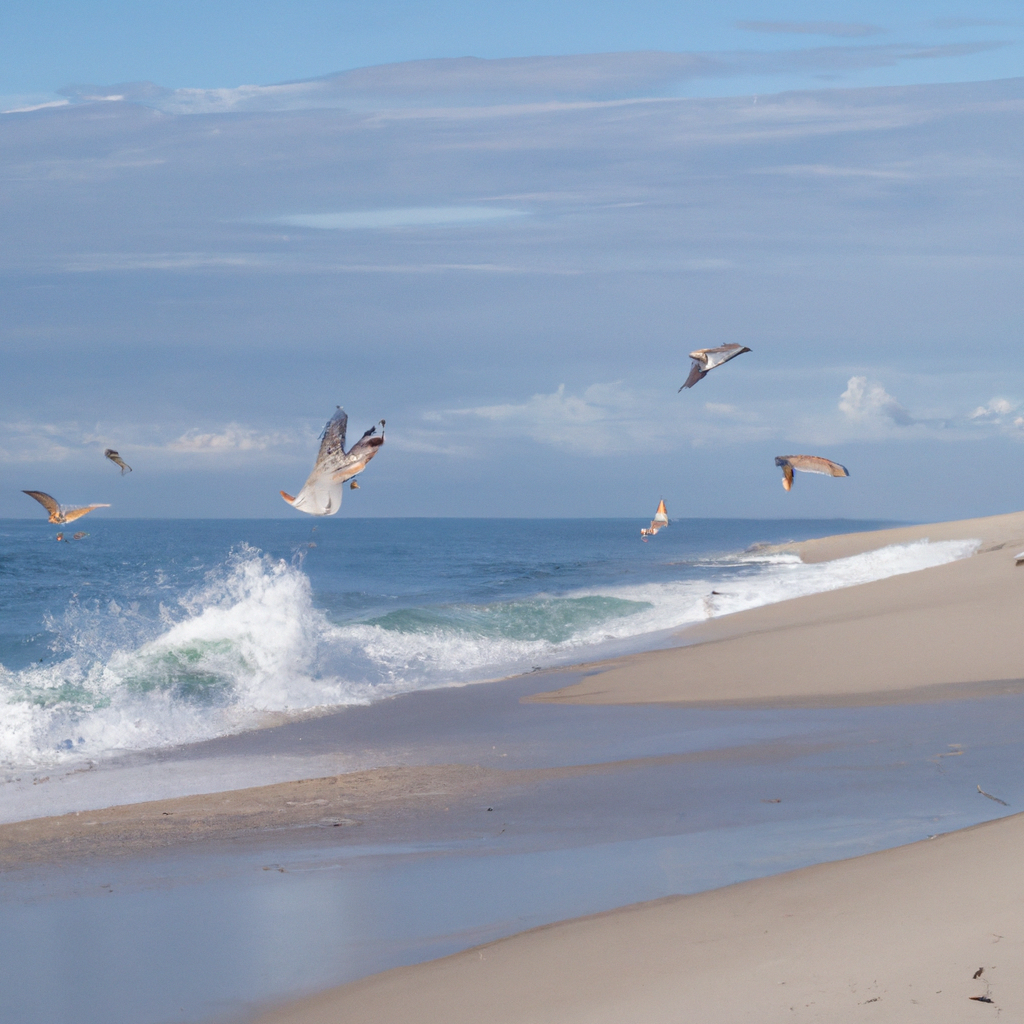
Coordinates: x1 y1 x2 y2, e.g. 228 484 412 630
774 455 850 491
640 499 669 541
679 344 751 391
104 449 132 475
23 491 110 524
280 407 385 516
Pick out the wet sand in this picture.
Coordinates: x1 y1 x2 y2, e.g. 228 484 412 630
7 512 1024 1023
243 510 1024 1024
253 810 1024 1023
531 510 1024 707
0 743 821 868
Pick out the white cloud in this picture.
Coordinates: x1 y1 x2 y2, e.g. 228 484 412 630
0 419 305 465
838 376 914 426
449 382 652 456
167 425 281 453
968 397 1017 420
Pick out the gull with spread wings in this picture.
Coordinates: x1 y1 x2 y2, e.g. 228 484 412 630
280 407 385 516
23 491 110 524
104 449 132 475
774 455 849 491
679 344 751 391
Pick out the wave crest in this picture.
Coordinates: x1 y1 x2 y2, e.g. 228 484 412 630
0 537 979 768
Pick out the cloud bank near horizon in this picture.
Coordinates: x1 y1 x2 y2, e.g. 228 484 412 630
27 40 1009 116
1 59 1022 519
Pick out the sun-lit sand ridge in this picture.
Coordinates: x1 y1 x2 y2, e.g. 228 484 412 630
250 510 1024 1023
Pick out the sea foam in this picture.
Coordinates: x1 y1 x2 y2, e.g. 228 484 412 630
0 537 977 768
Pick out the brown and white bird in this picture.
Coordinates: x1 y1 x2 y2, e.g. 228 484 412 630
774 455 849 491
679 344 751 390
23 491 110 524
280 407 385 516
104 449 132 475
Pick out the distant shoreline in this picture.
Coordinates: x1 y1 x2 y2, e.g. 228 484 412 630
529 509 1024 708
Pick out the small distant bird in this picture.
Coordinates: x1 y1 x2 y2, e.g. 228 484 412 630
774 455 850 491
280 408 384 516
104 449 132 475
55 532 65 542
23 491 110 524
679 344 751 391
640 499 669 541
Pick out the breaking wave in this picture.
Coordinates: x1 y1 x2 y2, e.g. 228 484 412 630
0 538 977 767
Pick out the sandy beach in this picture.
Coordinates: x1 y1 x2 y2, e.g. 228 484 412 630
242 511 1024 1023
6 512 1024 1023
254 810 1024 1023
532 510 1024 707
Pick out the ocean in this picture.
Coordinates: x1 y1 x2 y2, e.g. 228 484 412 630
0 517 977 771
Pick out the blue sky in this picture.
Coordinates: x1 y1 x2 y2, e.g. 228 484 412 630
0 2 1022 519
2 0 1022 104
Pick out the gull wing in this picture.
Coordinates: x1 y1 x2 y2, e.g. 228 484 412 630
61 504 111 523
678 359 706 391
23 490 61 519
104 449 132 475
692 344 752 371
680 345 750 390
776 455 849 478
312 408 349 475
329 421 385 484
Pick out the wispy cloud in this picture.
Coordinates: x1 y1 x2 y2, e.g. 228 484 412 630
929 17 1018 30
0 419 306 465
0 99 70 114
445 382 661 456
39 43 1007 118
736 21 882 38
267 207 527 230
167 425 283 453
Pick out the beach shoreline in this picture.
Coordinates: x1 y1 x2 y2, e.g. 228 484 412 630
251 810 1024 1023
242 509 1024 1023
529 509 1024 708
7 511 1024 1024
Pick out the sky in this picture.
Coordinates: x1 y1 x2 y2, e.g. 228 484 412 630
0 2 1022 519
